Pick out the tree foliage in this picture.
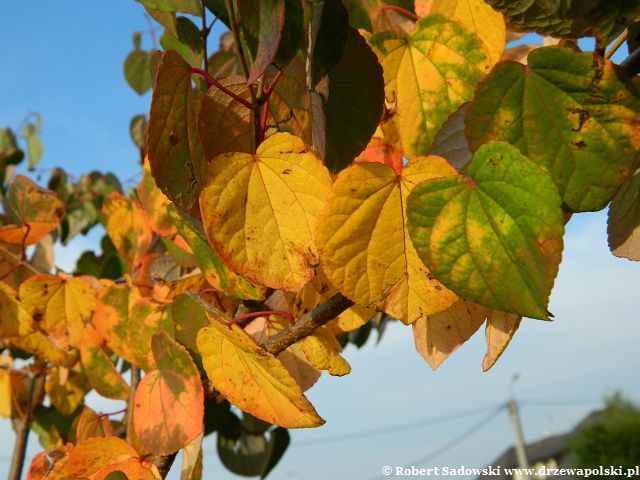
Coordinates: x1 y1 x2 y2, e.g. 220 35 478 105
1 1 639 478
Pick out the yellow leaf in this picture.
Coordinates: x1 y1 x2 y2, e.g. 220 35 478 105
0 281 33 338
137 160 177 236
245 315 321 392
369 15 491 158
0 355 12 418
283 267 376 333
316 157 458 324
197 305 324 428
412 299 487 370
102 192 152 268
75 407 114 442
19 274 97 349
300 326 351 376
180 433 203 480
45 366 90 417
430 0 505 66
199 133 332 291
11 330 68 365
482 310 521 371
79 325 130 401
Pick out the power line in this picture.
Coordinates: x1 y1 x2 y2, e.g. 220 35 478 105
367 406 505 480
291 404 505 448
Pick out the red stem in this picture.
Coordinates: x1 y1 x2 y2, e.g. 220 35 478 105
20 223 30 261
258 70 284 144
190 68 253 110
230 310 293 326
381 4 419 21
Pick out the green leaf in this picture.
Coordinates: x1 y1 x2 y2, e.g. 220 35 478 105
147 50 206 210
124 50 152 95
484 0 640 42
323 28 385 172
75 236 124 279
160 29 203 68
407 142 565 320
0 128 24 166
22 119 43 171
608 169 640 261
168 205 265 300
135 0 202 16
370 14 490 159
466 46 640 212
176 16 203 53
129 114 147 149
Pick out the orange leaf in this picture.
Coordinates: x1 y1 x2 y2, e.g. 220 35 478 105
66 436 138 478
102 192 152 268
92 457 162 480
27 444 72 480
137 160 177 236
75 407 114 442
355 129 404 175
133 332 204 455
0 175 65 246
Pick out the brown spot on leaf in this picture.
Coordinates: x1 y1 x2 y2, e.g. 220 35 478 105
169 133 179 145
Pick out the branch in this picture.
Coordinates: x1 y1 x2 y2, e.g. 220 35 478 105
201 0 209 72
8 371 40 480
124 365 141 442
262 293 354 356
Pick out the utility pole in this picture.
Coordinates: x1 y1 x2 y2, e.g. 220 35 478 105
508 374 531 480
508 398 530 478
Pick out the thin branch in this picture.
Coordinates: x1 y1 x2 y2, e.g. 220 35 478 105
20 223 31 260
230 310 294 326
381 4 419 21
190 68 253 109
606 30 628 60
262 293 354 356
201 1 209 72
8 372 39 480
144 13 158 50
258 70 284 144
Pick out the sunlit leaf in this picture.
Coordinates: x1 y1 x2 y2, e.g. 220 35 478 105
138 160 177 236
466 47 640 212
429 0 505 66
0 355 11 418
133 331 204 454
19 274 97 349
200 133 332 291
196 301 324 428
66 436 138 478
0 175 65 246
482 310 521 371
245 315 321 392
608 169 640 261
355 127 404 175
412 299 486 370
169 206 265 299
181 432 203 480
300 326 350 376
93 458 162 480
79 324 130 400
45 367 90 417
0 281 32 338
317 157 458 324
407 142 565 320
369 14 490 159
27 444 72 480
75 406 114 442
102 192 153 268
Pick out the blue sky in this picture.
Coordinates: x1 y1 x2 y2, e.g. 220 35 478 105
1 3 638 479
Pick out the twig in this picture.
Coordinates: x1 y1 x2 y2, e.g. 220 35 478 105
224 0 260 149
144 13 158 50
201 1 209 72
8 372 39 480
230 310 294 326
20 223 31 260
258 70 284 143
606 30 628 60
190 68 253 109
381 4 419 21
262 293 354 356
